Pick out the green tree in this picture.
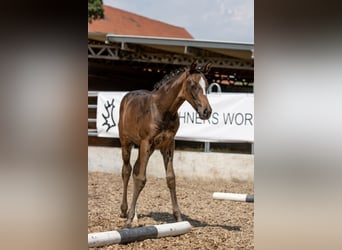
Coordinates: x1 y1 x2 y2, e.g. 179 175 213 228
88 0 104 23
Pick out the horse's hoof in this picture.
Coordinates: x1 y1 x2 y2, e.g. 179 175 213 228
120 213 127 218
124 223 131 229
173 212 182 222
176 217 183 222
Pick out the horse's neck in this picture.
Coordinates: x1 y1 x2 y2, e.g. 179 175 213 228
153 78 185 115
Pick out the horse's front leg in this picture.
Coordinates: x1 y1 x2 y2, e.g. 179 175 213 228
161 140 182 222
125 140 153 228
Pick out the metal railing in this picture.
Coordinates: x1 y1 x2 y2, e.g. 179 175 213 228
88 91 98 137
207 82 222 94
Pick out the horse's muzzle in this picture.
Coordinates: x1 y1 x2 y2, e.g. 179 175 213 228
198 106 212 120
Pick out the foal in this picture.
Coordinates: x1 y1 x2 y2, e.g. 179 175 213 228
118 62 212 228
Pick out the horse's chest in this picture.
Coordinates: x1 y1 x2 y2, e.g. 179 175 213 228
153 130 175 148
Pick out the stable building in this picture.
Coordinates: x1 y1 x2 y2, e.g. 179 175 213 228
88 5 254 153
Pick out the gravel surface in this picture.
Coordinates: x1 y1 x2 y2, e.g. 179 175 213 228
88 172 254 249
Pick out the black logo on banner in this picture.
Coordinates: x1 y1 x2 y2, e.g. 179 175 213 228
102 99 116 132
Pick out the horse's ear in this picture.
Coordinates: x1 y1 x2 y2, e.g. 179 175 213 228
202 63 212 74
189 60 198 73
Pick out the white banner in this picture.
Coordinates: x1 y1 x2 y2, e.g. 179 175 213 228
96 92 254 142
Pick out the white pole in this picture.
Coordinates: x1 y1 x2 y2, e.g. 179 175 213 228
88 230 121 247
155 221 192 238
213 192 254 202
88 221 192 247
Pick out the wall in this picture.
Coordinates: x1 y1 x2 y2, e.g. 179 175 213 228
88 146 254 183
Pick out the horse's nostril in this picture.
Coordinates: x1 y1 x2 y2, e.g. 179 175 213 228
204 108 211 117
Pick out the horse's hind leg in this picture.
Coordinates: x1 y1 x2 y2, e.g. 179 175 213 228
161 141 182 222
120 143 133 218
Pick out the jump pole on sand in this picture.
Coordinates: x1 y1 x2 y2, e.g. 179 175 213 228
213 192 254 203
88 221 192 247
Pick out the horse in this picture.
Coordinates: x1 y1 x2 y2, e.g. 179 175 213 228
118 62 212 228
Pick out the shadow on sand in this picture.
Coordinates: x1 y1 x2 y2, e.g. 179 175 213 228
140 212 240 231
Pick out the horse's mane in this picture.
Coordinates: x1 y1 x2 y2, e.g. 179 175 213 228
153 67 187 91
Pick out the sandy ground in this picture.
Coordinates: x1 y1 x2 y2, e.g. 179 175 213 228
88 172 254 249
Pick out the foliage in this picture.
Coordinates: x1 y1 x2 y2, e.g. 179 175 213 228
88 0 104 23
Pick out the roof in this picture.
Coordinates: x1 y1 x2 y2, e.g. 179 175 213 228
88 33 254 62
88 5 193 39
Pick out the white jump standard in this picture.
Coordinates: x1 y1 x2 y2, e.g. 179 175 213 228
88 221 192 247
213 192 254 202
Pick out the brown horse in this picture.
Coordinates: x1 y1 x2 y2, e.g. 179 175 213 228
118 62 212 228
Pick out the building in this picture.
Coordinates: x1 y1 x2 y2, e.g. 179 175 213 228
88 5 254 153
88 5 193 39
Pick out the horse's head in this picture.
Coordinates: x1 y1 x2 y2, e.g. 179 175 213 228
183 62 212 120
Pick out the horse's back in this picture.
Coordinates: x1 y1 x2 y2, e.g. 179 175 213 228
120 90 152 114
122 89 149 103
